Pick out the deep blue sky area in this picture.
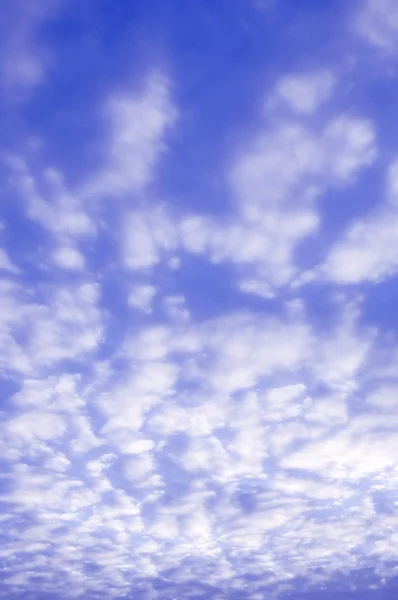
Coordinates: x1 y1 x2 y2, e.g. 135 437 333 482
2 0 398 598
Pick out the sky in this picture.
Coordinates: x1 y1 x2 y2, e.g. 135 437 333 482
2 0 398 598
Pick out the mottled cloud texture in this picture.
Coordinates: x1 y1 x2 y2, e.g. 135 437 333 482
1 1 398 599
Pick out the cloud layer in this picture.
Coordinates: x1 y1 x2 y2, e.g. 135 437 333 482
1 1 398 599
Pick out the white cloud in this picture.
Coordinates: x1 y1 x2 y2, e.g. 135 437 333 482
203 314 312 394
123 212 158 269
312 321 373 389
147 398 226 437
28 282 103 369
322 159 398 284
98 360 178 451
123 207 177 270
128 284 156 312
108 72 376 293
163 295 190 321
238 279 275 298
230 115 375 215
270 70 335 115
70 413 102 453
305 394 348 425
180 435 232 477
195 96 376 289
282 429 398 480
0 248 19 272
5 410 66 443
230 123 321 212
178 208 319 289
53 246 85 270
0 280 103 377
214 210 319 287
126 324 172 361
355 0 398 52
86 453 115 476
124 453 154 482
179 215 213 253
322 212 398 283
45 453 71 472
366 385 398 409
5 159 95 278
103 72 377 294
0 0 58 98
83 72 176 199
39 167 95 237
322 115 376 183
12 374 84 412
387 159 398 206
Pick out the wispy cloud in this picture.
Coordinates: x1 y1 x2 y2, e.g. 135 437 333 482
0 0 59 99
355 0 398 52
268 69 336 115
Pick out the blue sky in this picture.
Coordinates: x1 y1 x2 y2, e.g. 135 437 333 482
2 0 398 598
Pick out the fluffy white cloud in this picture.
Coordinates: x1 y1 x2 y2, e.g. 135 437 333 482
163 295 190 321
53 246 85 270
175 91 376 292
0 279 103 377
355 0 398 51
282 429 398 480
322 159 398 284
98 359 178 449
366 384 398 409
179 215 213 253
123 207 177 270
128 284 157 312
83 72 176 199
323 210 398 283
12 374 84 411
28 282 103 368
7 160 94 237
322 115 376 182
107 70 377 293
305 394 348 425
123 212 158 269
230 115 375 215
45 453 71 472
5 410 66 443
270 70 335 115
203 314 312 393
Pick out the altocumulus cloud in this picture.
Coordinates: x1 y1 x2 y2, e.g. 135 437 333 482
2 1 398 600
